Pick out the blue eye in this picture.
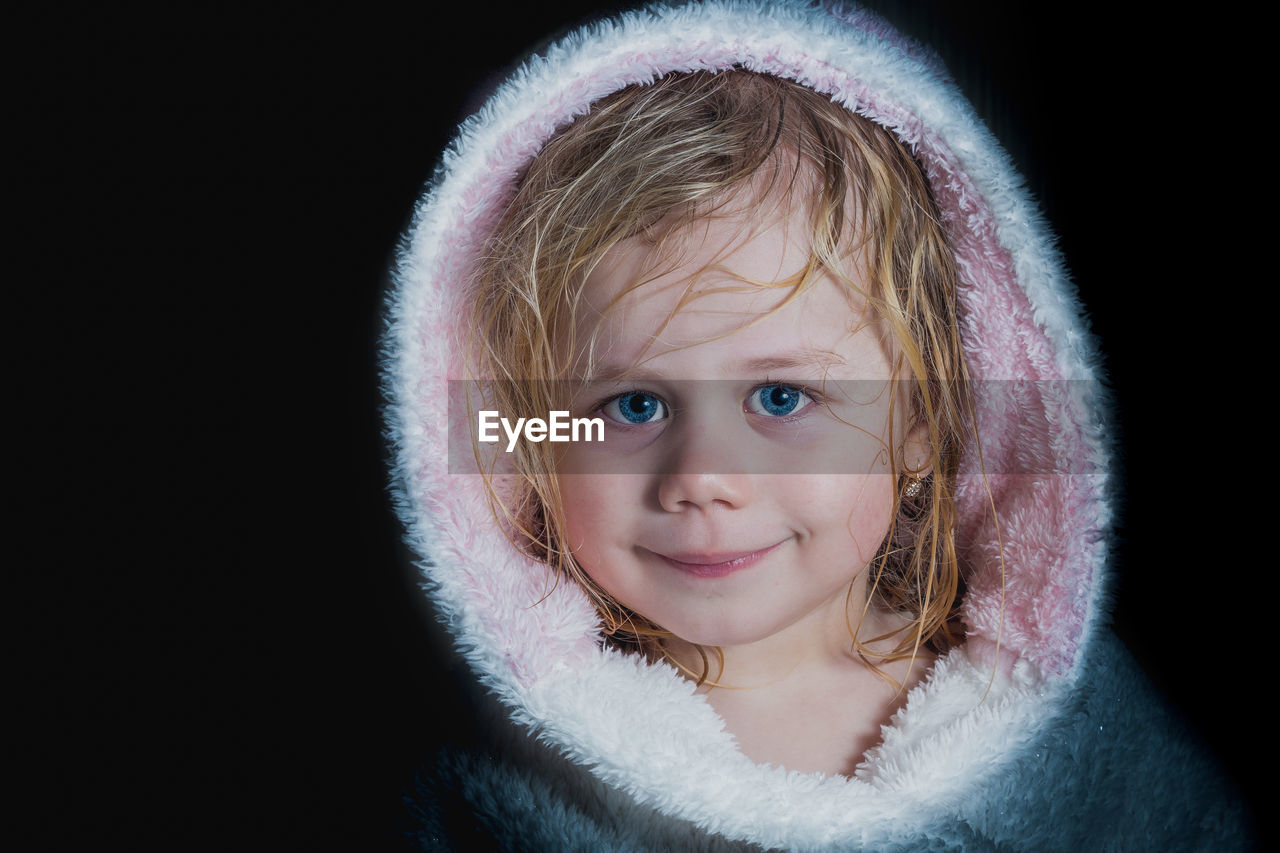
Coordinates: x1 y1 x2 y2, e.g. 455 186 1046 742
747 384 811 417
603 391 668 424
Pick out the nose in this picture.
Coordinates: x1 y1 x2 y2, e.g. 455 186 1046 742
656 420 755 512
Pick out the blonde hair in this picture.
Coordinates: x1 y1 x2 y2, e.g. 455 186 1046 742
464 70 974 681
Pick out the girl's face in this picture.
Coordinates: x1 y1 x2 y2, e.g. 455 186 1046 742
557 207 923 650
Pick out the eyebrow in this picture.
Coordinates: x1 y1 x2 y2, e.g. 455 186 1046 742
589 349 848 382
739 351 848 374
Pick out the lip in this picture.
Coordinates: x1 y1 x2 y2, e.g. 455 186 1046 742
651 541 784 578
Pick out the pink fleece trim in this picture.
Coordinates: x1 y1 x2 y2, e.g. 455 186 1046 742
409 33 1101 685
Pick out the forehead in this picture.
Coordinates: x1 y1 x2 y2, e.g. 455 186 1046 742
575 207 891 380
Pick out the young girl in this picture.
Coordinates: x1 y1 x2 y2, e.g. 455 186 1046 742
386 2 1247 848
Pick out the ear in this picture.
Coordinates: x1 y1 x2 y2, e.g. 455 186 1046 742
901 418 934 480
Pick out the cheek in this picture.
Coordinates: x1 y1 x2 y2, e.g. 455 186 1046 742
797 475 898 564
557 475 633 573
558 477 603 557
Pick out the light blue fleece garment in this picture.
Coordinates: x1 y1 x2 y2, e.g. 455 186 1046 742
405 631 1250 851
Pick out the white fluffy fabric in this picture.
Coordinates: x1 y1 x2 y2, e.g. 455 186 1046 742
383 1 1115 848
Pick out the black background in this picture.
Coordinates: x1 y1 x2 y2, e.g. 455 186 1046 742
17 1 1260 849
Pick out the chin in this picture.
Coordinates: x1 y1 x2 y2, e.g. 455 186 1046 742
664 620 772 649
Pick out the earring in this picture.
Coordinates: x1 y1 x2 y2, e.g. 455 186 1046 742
903 477 924 499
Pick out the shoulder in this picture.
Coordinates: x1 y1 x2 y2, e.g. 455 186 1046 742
956 630 1254 850
403 694 768 852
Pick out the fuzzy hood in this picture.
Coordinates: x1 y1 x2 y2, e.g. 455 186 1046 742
384 1 1111 848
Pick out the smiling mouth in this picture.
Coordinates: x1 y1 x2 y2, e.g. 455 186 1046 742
652 541 784 578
